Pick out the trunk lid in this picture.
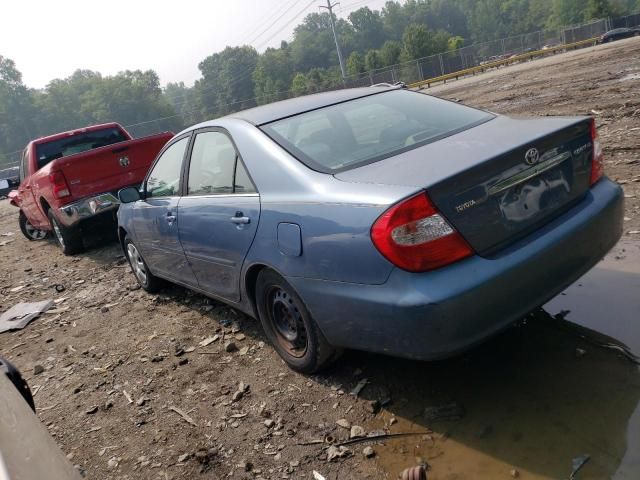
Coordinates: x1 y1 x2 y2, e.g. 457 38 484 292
335 116 593 255
53 132 172 199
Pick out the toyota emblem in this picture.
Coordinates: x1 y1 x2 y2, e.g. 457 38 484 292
524 148 539 165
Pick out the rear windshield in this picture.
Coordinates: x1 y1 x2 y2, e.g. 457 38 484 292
35 127 128 169
260 89 493 172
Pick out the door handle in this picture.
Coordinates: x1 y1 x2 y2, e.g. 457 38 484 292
231 212 250 225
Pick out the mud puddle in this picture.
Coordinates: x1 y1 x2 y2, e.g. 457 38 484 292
360 242 640 479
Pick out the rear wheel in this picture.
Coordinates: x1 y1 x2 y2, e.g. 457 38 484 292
19 211 48 241
48 210 84 255
256 269 340 373
124 236 163 292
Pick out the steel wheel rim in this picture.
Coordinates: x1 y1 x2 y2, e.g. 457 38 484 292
267 286 308 358
127 243 147 284
51 219 65 248
25 221 46 240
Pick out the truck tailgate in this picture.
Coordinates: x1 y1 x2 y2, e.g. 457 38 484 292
54 132 172 198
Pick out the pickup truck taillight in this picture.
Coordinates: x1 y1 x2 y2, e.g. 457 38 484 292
371 192 474 272
49 171 71 199
590 119 604 186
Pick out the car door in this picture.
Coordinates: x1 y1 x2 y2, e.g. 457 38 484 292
132 135 198 286
17 149 44 227
177 129 260 302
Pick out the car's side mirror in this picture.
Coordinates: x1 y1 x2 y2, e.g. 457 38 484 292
118 186 141 204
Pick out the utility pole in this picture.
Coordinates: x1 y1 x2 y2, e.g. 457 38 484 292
319 0 347 80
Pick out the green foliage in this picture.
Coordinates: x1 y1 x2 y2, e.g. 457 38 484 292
379 40 403 66
448 36 466 51
364 49 383 71
402 24 451 60
346 52 366 76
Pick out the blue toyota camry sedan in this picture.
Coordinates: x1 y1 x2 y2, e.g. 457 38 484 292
117 86 623 373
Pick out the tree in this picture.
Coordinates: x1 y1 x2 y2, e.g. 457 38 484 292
364 50 383 71
585 0 616 19
253 47 293 105
0 56 36 165
551 0 585 26
402 24 449 60
348 7 386 51
380 40 403 66
448 36 465 51
346 52 366 76
198 45 259 115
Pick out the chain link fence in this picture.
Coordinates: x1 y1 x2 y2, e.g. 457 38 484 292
611 11 640 29
561 18 611 44
343 28 562 88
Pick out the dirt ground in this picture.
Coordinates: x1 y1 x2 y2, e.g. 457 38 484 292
1 38 640 480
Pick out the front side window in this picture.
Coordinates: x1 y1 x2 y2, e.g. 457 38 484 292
146 137 188 198
187 131 255 195
261 89 494 173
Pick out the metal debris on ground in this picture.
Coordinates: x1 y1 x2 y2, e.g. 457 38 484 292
0 300 53 333
326 445 351 462
335 431 432 448
570 454 590 480
350 378 368 396
169 406 198 426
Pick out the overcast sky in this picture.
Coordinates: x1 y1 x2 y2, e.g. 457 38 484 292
1 0 391 89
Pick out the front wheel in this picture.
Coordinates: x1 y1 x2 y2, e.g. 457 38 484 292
256 269 341 373
124 236 163 292
48 210 84 255
19 211 48 241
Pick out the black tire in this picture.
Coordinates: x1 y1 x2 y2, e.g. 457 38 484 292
19 211 48 241
124 236 164 293
256 269 340 373
48 210 84 255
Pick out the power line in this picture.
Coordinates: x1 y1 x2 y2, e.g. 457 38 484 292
319 0 347 79
164 0 317 109
245 0 302 47
255 0 316 50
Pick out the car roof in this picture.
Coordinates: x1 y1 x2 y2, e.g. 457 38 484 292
227 86 398 126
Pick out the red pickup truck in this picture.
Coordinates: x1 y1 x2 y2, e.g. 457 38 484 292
9 123 173 254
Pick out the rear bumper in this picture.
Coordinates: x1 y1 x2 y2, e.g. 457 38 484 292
289 178 624 360
57 193 120 227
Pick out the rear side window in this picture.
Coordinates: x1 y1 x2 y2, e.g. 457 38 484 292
261 89 493 173
146 137 189 198
187 131 256 196
19 149 29 181
35 127 128 169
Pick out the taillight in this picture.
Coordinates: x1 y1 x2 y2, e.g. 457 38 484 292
371 192 473 272
590 119 604 186
49 171 71 198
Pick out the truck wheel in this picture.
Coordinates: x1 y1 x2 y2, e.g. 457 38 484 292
47 210 84 255
256 269 341 374
124 236 163 292
19 211 48 241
